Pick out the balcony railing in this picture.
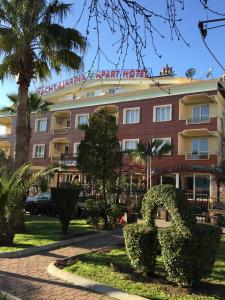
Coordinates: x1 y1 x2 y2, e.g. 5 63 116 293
186 116 210 124
53 127 70 134
186 152 209 160
59 154 77 167
0 134 10 139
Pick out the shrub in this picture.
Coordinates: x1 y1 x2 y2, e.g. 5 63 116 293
108 204 125 228
85 199 102 229
124 223 157 275
51 186 80 234
159 223 222 287
123 185 222 286
142 185 196 235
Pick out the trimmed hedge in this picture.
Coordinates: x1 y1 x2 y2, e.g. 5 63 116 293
142 185 196 236
51 186 80 234
159 223 222 287
124 185 222 287
124 223 157 275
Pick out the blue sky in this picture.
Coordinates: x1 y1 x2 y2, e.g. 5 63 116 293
0 0 224 107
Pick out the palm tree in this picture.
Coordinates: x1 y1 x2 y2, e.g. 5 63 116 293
0 0 87 167
0 93 52 159
125 140 172 192
0 163 54 244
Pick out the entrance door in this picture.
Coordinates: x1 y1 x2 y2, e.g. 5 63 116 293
195 174 210 198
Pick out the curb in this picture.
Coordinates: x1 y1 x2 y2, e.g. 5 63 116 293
47 262 147 300
0 289 22 300
0 230 119 258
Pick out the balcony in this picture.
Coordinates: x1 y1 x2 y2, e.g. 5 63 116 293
59 154 77 167
186 116 210 124
49 138 70 162
0 117 12 138
53 127 70 134
0 140 11 158
51 111 71 134
185 152 209 160
0 134 11 139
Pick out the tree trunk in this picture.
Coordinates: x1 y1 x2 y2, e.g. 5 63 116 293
15 81 29 166
0 216 15 246
102 179 108 229
14 80 30 233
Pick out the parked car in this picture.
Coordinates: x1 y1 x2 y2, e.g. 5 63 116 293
25 192 57 216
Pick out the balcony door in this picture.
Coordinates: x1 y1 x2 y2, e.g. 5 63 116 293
192 105 209 123
191 138 208 159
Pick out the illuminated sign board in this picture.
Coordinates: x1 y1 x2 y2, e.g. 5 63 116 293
37 69 149 96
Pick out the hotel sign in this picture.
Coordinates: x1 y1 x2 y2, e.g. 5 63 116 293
153 165 223 176
37 69 149 96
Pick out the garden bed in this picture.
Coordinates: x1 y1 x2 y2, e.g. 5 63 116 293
63 236 225 300
0 215 95 252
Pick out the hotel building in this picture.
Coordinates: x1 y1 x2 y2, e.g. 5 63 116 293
1 68 225 202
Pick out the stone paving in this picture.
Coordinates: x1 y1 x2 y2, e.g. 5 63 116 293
0 231 123 300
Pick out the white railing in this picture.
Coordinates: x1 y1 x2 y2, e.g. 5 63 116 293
53 127 70 134
186 152 209 160
186 116 210 124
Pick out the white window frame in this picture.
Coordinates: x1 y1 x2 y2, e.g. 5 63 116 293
191 138 208 154
73 142 80 156
191 104 209 123
153 104 172 122
75 114 89 128
35 118 47 132
32 144 45 158
123 107 140 124
152 137 172 155
122 139 139 151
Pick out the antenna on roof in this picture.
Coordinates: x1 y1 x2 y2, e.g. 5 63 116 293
185 68 196 79
206 66 214 78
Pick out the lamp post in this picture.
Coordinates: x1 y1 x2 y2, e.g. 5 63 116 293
146 139 152 190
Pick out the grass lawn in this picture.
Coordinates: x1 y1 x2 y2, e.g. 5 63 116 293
65 236 225 300
0 215 94 252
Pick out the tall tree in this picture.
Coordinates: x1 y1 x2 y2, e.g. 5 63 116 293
77 108 122 229
0 0 87 167
0 93 52 159
125 140 172 190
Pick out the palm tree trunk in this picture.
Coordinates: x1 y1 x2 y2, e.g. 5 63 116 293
13 80 30 233
15 81 29 166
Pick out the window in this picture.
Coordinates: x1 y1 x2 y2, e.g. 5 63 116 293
122 139 139 151
192 138 208 154
86 92 95 97
35 118 47 132
192 105 209 123
154 105 172 122
73 142 80 156
123 108 140 124
33 144 45 158
187 138 209 159
109 87 123 94
152 138 171 155
75 114 89 128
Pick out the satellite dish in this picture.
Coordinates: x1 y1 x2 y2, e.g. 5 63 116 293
206 66 213 78
185 68 196 79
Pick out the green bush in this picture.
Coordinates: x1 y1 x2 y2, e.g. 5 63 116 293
124 223 157 275
159 223 222 287
85 199 102 228
108 204 125 228
217 215 225 227
51 186 80 234
124 185 222 287
142 185 196 235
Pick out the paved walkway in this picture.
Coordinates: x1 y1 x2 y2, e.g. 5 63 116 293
0 231 123 300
